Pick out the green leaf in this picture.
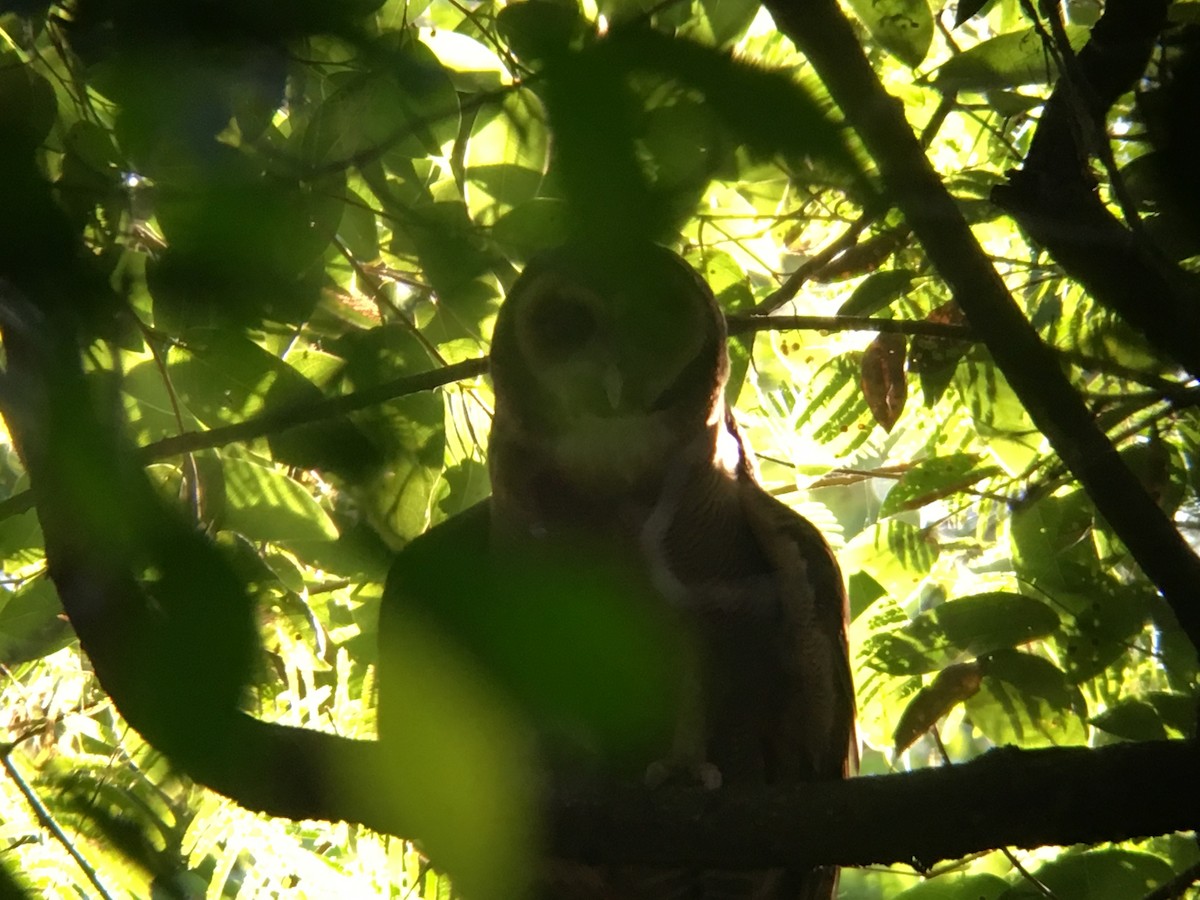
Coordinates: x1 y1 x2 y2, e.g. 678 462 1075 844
0 500 43 563
837 269 917 317
953 0 996 27
700 249 754 402
965 650 1087 747
332 325 448 543
58 121 121 224
956 355 1041 474
0 579 73 664
148 150 340 327
303 41 458 166
894 873 1009 900
1053 583 1151 683
924 592 1059 654
1011 490 1097 592
285 517 394 582
843 520 938 600
465 90 550 217
846 0 933 68
420 29 507 92
1091 699 1167 742
168 334 301 425
468 163 546 211
701 0 761 45
934 26 1089 92
1002 849 1173 900
433 460 491 523
338 189 380 260
878 453 997 517
386 198 496 305
1147 691 1198 737
492 198 573 260
221 457 339 543
0 61 56 151
910 301 968 406
867 592 1059 675
169 334 380 478
496 1 589 65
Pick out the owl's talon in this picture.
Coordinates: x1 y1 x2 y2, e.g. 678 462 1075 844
643 758 723 790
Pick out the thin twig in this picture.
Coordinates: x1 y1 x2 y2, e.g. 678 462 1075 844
727 313 975 341
144 357 488 459
752 214 882 314
1 751 118 900
1140 858 1200 900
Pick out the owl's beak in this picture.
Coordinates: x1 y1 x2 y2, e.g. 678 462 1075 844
602 366 623 411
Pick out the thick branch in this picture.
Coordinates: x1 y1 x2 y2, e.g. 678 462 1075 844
549 740 1200 868
762 0 1200 651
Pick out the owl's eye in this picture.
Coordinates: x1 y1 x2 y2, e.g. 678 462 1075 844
527 295 598 357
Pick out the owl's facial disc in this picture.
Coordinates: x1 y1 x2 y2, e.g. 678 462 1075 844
490 244 729 449
513 281 714 423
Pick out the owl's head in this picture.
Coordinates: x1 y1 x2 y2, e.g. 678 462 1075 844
489 243 729 439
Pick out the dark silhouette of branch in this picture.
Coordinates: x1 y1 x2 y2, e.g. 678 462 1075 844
143 357 488 458
991 0 1200 381
548 740 1200 868
727 314 974 341
1143 857 1200 900
761 0 1200 653
0 357 490 523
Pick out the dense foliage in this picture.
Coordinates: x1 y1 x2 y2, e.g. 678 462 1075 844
1 0 1199 896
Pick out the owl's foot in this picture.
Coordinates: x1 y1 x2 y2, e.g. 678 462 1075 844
643 757 723 790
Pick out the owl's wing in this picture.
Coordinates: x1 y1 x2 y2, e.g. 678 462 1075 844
740 479 858 783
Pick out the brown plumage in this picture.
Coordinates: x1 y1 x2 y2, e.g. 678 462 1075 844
485 243 856 899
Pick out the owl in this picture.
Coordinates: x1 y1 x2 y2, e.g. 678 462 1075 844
382 243 855 899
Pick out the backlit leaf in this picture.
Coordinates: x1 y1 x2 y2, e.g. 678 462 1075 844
861 332 908 432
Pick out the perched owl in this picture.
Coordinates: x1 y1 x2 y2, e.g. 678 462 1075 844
381 243 855 899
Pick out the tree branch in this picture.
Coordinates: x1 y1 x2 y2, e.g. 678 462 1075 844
548 740 1200 868
0 357 490 523
144 357 489 458
760 0 1200 652
991 0 1200 381
727 314 974 341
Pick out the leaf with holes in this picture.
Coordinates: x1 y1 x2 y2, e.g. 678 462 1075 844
846 0 933 68
934 25 1089 92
